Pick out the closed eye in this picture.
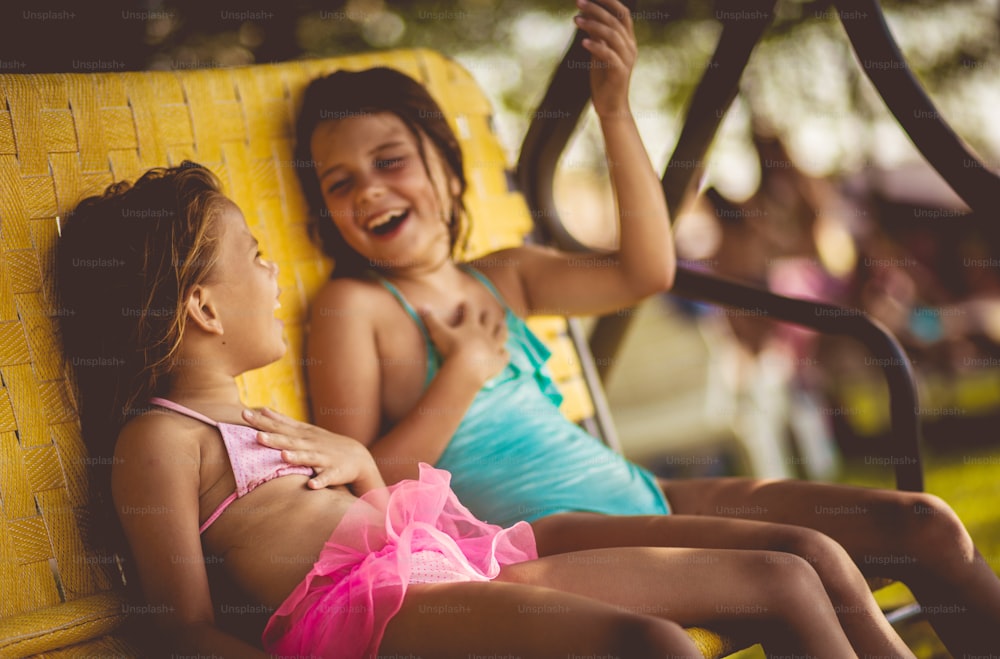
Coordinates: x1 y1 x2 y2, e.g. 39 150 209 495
376 156 405 170
325 178 350 195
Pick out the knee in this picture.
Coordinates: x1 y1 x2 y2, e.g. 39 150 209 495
602 615 700 659
756 552 829 613
897 492 975 568
773 526 852 567
772 526 867 590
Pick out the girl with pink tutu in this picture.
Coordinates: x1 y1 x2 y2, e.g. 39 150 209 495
57 161 892 658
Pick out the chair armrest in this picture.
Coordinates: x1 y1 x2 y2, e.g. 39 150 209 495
669 266 923 492
515 0 932 492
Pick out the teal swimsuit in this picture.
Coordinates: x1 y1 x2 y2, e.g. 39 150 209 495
375 266 670 527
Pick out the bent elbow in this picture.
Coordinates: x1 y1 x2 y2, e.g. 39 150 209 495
659 262 677 293
635 263 675 298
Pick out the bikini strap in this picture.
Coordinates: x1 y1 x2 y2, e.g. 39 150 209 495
199 493 238 534
370 267 511 388
148 397 235 534
460 264 512 312
368 273 439 387
148 397 219 427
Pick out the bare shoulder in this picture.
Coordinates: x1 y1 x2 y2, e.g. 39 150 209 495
469 245 564 314
114 408 207 465
309 276 390 327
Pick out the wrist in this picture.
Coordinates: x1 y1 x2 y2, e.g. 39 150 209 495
595 105 633 123
438 355 491 389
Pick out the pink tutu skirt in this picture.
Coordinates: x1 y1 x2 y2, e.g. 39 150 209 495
261 463 537 658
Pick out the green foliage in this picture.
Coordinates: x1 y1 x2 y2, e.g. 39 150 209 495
3 0 996 174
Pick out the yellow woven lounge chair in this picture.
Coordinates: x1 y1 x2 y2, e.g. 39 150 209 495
0 50 761 658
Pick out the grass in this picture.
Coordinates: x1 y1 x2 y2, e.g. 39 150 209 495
840 436 1000 659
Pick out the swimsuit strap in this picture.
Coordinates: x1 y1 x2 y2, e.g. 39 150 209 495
198 493 238 534
370 266 511 389
369 273 439 387
148 396 236 534
461 264 512 312
149 396 219 427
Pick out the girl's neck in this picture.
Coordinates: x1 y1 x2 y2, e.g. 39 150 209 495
379 254 464 290
162 370 243 410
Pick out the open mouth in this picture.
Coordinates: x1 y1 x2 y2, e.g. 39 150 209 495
367 209 410 236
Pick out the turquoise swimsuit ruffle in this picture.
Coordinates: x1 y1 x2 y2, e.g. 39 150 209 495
373 265 670 527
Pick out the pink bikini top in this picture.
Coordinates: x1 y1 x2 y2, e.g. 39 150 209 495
149 397 313 534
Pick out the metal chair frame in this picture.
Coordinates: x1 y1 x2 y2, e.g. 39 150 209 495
517 0 1000 493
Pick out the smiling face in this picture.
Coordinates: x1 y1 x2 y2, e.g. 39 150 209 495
207 200 286 371
310 112 460 274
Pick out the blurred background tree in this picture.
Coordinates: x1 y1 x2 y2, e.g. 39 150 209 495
3 0 998 189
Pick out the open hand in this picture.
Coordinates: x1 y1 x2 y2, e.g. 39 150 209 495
574 0 637 118
241 407 385 495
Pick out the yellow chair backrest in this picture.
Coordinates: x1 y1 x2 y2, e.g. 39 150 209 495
1 48 744 659
0 49 602 656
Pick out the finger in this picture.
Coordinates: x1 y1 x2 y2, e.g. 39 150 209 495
576 0 635 59
257 430 300 452
419 308 457 350
576 17 629 60
243 407 281 430
582 38 628 73
309 465 355 490
244 410 314 442
578 0 633 32
280 448 321 470
307 470 331 489
420 308 452 337
259 406 309 430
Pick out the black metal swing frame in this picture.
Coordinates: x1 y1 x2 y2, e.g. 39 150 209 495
516 0 1000 493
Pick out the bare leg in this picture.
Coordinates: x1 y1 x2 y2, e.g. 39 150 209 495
380 579 701 659
384 546 861 658
532 512 913 658
662 477 1000 656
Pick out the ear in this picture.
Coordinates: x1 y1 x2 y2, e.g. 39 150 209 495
185 285 224 335
448 172 461 198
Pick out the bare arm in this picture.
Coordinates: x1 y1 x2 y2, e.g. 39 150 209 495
491 0 675 318
112 420 268 659
307 281 507 484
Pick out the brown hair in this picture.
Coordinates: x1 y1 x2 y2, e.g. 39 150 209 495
56 161 225 586
294 67 468 277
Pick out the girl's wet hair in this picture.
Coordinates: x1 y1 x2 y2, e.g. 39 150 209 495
294 67 467 277
56 161 224 587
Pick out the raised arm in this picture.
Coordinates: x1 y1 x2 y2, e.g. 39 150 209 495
307 280 508 484
497 0 675 317
112 420 268 658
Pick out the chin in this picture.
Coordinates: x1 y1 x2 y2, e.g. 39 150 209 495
246 344 288 373
270 341 289 363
